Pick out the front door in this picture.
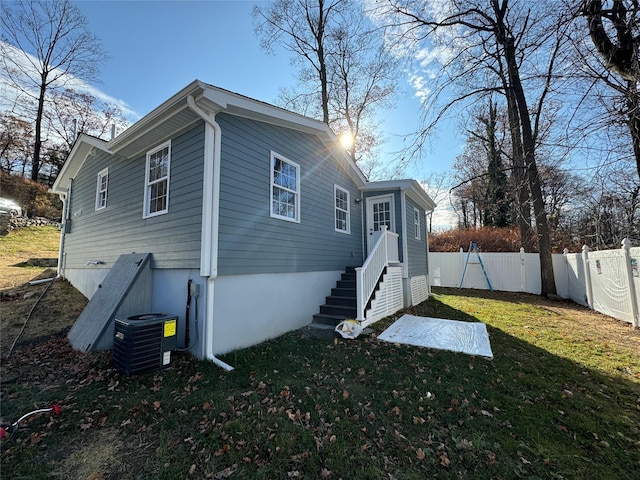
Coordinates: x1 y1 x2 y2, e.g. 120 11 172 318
366 194 395 253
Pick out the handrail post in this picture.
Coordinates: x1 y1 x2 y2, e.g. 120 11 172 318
383 227 388 264
355 267 365 321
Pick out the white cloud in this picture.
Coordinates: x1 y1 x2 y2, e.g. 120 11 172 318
430 204 458 230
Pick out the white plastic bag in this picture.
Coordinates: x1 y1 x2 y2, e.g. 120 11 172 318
334 319 363 339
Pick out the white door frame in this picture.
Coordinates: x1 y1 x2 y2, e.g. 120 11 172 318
366 194 395 253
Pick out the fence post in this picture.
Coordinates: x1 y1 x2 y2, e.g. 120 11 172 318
563 248 569 300
582 245 594 309
519 247 526 292
459 247 464 288
621 238 639 328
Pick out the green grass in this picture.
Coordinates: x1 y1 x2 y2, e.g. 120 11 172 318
0 225 60 257
1 289 639 479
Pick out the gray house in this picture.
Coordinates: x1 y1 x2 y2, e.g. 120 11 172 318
50 80 435 365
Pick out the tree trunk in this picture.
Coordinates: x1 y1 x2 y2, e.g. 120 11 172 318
627 79 640 179
584 0 640 180
504 75 534 250
32 78 47 181
316 0 330 124
503 34 557 296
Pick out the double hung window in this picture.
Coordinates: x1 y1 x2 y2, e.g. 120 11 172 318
95 168 108 211
144 141 171 218
270 152 300 222
334 185 350 233
414 207 421 240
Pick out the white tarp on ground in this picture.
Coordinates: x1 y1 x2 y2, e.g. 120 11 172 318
377 314 493 358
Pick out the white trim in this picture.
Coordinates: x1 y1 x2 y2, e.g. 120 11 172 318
334 184 350 234
95 167 109 211
143 140 171 218
50 134 111 195
361 179 436 213
366 193 395 235
401 192 409 278
270 151 300 223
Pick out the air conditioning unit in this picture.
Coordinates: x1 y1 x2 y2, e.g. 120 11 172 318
113 313 178 375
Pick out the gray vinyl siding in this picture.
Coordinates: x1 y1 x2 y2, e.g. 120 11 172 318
405 196 428 278
216 113 363 275
63 123 205 270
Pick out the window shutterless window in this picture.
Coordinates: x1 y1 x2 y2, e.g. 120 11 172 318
414 207 421 240
270 152 300 223
334 185 350 233
144 141 171 218
95 168 108 211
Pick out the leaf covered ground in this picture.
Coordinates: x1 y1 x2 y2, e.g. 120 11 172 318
1 228 639 479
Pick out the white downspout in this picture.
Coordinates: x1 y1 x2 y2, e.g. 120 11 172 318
56 178 73 279
187 94 233 371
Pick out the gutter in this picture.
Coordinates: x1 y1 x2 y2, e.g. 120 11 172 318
186 95 234 372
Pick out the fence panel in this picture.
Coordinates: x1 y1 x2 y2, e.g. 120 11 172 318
428 241 639 326
588 249 633 323
563 252 588 307
430 252 462 288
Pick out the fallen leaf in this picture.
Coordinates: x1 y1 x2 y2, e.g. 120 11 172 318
416 448 426 460
189 464 196 475
440 453 450 467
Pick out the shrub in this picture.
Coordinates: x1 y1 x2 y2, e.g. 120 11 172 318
430 227 527 252
0 172 62 219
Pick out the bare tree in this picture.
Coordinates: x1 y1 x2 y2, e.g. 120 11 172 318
254 0 399 176
1 0 106 182
46 89 129 151
582 0 640 180
376 0 575 296
419 172 450 232
0 112 33 175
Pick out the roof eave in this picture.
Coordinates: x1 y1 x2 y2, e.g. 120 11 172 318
361 179 436 212
50 134 111 195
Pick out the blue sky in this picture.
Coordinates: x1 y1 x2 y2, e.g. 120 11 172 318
73 0 463 182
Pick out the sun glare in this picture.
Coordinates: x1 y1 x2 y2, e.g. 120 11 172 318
340 132 354 150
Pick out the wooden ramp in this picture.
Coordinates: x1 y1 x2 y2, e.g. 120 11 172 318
68 253 153 352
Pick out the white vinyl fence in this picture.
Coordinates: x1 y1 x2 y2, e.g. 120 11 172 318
430 239 640 328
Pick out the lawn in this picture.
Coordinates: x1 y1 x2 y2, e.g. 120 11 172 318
1 228 639 479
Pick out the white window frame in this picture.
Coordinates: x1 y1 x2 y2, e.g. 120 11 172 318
95 167 109 211
270 151 300 223
414 207 421 240
144 141 171 218
334 184 350 234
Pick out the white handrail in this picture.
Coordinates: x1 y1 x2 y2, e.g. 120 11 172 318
355 227 399 321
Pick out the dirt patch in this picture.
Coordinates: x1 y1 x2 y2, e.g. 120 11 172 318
52 428 125 480
0 269 88 356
